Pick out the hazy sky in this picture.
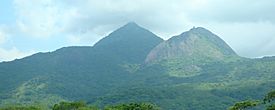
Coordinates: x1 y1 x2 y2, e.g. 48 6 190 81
0 0 275 61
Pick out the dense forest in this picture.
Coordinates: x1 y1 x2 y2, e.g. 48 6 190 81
229 90 275 110
0 90 274 110
0 102 159 110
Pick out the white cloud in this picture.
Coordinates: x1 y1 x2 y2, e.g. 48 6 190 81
8 0 275 58
0 47 34 62
0 25 10 45
66 27 107 46
13 0 79 38
0 30 6 45
184 0 275 23
195 21 275 58
67 35 81 45
0 26 34 62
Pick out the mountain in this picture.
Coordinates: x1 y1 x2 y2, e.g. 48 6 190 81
146 27 237 63
144 27 241 78
0 23 274 110
0 22 163 105
94 22 163 64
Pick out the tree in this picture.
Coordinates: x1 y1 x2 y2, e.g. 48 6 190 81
0 105 42 110
229 90 275 110
264 90 275 103
52 101 98 110
104 102 160 110
266 104 275 110
228 100 259 110
264 90 275 110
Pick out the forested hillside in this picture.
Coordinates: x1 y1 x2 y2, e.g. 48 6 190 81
0 23 274 110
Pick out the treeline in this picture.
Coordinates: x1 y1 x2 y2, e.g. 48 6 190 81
1 90 273 110
0 102 159 110
229 90 275 110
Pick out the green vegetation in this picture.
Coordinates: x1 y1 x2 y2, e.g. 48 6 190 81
228 100 260 110
0 105 42 110
229 90 275 110
104 103 159 110
264 90 275 103
0 23 274 110
0 102 159 110
52 101 99 110
266 104 275 110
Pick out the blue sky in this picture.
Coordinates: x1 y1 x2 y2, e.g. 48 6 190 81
1 0 275 61
0 1 15 24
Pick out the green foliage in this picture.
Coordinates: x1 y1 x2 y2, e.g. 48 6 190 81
0 102 159 110
0 105 42 110
228 100 259 110
52 101 98 110
104 103 159 110
266 104 275 110
229 90 275 110
264 90 275 103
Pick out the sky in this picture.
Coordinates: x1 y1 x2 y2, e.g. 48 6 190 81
0 0 275 61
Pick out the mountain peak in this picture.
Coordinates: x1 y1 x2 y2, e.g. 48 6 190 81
94 22 162 47
168 27 216 44
145 27 238 63
113 22 143 34
124 22 139 27
189 27 208 31
93 22 163 63
189 27 216 36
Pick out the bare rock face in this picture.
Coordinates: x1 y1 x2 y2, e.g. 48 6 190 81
145 27 237 63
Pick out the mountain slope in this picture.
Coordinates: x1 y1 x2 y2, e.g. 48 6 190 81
0 22 163 105
144 27 241 78
146 27 237 63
